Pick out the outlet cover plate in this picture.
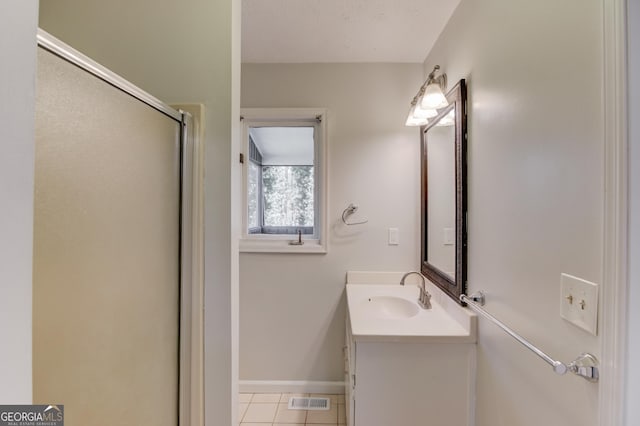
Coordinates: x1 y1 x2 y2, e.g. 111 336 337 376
560 273 598 336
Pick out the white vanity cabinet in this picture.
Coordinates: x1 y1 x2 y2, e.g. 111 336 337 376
344 317 356 425
345 282 477 426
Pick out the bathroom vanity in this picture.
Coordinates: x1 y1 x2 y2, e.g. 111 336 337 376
344 80 475 426
344 272 477 426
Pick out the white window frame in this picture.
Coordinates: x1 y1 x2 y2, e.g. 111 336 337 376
240 108 328 253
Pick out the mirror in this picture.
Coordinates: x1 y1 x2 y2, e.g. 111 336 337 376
421 79 467 303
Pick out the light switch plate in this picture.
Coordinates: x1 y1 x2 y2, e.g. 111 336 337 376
388 228 399 245
443 228 454 245
560 273 598 336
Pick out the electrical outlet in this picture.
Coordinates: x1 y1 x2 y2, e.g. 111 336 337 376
560 273 598 336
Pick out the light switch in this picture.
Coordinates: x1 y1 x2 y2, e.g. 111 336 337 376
560 273 598 336
443 227 454 245
388 228 399 245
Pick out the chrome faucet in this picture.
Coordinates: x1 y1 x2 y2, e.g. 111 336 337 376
400 271 432 309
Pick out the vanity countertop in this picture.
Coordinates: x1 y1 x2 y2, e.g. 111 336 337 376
346 281 477 343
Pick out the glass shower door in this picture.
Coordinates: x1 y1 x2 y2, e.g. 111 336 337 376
33 46 181 426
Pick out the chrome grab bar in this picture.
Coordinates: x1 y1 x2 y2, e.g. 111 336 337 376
461 292 599 382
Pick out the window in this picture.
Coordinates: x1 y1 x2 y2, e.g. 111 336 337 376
240 108 327 253
247 128 314 234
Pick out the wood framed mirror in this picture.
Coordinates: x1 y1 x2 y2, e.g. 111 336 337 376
420 79 467 303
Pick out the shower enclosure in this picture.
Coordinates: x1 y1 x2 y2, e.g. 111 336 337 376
32 30 199 426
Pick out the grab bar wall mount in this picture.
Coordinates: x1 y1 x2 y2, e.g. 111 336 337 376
461 291 599 383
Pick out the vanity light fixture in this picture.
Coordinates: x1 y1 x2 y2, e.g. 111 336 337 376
405 97 437 126
405 65 449 127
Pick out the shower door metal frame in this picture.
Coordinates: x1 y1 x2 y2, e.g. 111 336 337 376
36 28 204 426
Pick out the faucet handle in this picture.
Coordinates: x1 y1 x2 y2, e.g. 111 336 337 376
418 288 432 309
420 288 430 302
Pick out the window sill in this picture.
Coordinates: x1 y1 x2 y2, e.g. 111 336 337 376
239 238 327 254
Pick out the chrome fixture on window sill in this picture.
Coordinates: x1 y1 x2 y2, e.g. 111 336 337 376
405 65 449 127
288 229 304 245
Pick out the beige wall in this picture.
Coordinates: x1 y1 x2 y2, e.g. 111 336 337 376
240 63 423 381
423 0 603 425
0 0 38 403
627 0 640 423
39 1 237 424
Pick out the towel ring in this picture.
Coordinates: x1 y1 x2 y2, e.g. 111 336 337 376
341 203 368 226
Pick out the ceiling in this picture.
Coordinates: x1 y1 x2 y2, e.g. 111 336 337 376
242 0 461 63
250 127 315 165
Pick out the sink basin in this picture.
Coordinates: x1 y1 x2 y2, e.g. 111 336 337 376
360 296 420 319
346 283 477 342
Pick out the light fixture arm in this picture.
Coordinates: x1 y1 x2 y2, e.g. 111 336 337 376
425 65 447 92
409 92 421 107
412 65 448 103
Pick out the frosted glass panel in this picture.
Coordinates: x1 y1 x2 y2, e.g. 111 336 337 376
33 48 180 426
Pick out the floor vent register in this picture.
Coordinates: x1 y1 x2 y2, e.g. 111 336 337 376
287 397 330 411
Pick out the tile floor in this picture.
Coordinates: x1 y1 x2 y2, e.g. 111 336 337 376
239 393 346 426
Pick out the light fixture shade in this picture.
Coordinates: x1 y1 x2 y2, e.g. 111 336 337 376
413 103 438 119
405 65 449 126
435 109 456 127
405 104 429 126
420 82 448 109
405 116 428 126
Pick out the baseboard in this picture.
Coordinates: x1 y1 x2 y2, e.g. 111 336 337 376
239 380 345 394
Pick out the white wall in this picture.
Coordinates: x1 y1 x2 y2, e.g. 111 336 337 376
626 0 640 423
39 2 237 424
0 0 38 404
423 1 603 425
240 63 423 381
